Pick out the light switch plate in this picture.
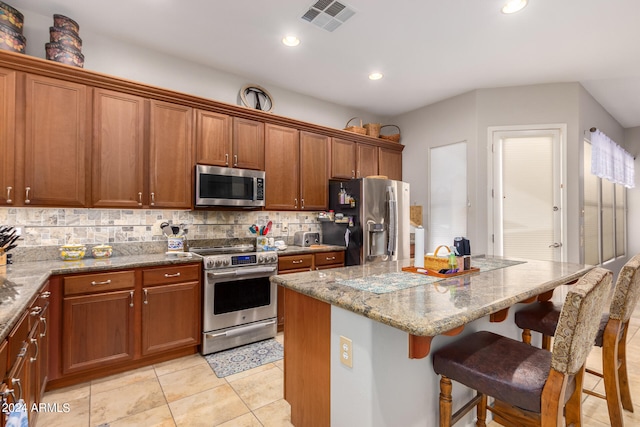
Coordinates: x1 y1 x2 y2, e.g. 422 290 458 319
339 335 353 368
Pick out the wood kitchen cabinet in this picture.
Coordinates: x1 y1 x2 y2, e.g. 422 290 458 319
149 100 194 208
61 271 136 374
22 74 90 207
0 67 15 206
331 138 380 179
141 264 201 356
92 88 146 207
378 146 403 181
195 109 232 166
232 117 264 170
265 125 329 210
276 251 344 331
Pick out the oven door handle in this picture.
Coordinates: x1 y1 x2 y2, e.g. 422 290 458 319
206 319 276 339
209 266 276 277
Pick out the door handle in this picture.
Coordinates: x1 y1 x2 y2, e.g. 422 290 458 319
548 242 563 248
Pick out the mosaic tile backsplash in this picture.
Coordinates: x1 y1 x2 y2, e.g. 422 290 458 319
0 208 321 262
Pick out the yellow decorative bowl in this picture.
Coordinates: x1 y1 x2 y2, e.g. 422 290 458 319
91 244 113 259
59 244 86 261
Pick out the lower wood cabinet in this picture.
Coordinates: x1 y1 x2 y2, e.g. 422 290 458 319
49 262 202 389
276 250 345 332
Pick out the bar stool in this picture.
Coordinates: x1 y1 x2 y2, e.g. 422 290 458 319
432 267 612 427
514 254 640 427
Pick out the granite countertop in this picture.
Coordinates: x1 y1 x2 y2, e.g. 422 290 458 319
0 253 201 343
270 256 593 337
274 244 346 255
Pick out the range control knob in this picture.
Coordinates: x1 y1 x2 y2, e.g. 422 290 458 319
214 259 222 267
223 259 230 266
206 260 214 269
258 256 265 263
268 255 277 263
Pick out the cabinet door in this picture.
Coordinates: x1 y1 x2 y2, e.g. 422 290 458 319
149 100 193 208
357 143 378 178
233 117 264 170
331 138 356 179
24 74 89 207
378 147 403 181
195 110 232 166
265 124 299 210
0 68 15 206
141 281 201 356
300 132 329 211
92 89 145 207
62 290 135 374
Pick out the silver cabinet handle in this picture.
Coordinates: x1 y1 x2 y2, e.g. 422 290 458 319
292 259 304 264
294 198 298 209
357 170 360 178
30 306 42 316
129 291 134 307
352 170 355 178
225 153 229 166
11 378 22 401
40 291 51 299
325 256 336 261
25 186 31 204
6 186 12 204
150 192 155 206
138 192 143 206
143 288 149 304
234 154 238 167
164 272 181 278
301 198 305 209
30 338 39 363
91 279 112 286
40 316 47 338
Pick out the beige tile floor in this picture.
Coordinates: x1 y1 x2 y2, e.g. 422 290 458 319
39 307 640 426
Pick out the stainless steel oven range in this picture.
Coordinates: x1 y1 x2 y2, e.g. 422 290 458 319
191 245 278 355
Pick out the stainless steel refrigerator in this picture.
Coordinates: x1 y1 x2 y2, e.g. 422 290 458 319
322 178 410 266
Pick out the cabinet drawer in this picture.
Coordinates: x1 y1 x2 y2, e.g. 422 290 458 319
64 270 135 296
314 251 345 268
7 311 28 365
278 254 313 272
142 263 200 286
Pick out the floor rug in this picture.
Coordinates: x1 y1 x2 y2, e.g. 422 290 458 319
205 338 284 378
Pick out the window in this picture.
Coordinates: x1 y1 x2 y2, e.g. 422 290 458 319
583 140 626 265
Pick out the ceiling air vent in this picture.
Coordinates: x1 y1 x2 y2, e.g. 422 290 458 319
301 0 356 32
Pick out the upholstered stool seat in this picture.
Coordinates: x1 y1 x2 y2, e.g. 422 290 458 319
432 267 612 427
514 254 640 427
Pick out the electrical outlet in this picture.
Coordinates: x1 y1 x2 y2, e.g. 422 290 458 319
282 223 288 233
339 336 353 368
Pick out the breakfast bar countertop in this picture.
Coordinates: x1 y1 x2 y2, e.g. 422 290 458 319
270 255 593 337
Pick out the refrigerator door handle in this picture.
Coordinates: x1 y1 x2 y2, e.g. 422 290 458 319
387 185 397 256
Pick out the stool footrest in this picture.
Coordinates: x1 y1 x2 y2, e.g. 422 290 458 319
451 393 483 425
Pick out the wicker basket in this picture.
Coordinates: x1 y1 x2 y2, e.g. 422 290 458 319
364 122 381 138
344 117 366 135
379 125 401 143
423 245 452 271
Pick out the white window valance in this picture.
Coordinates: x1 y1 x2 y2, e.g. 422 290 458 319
590 129 635 188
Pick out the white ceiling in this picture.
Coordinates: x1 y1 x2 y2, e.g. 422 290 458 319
12 0 640 128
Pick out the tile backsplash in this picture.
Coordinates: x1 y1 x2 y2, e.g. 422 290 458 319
0 208 321 261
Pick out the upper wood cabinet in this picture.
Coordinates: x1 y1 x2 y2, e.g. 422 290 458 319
195 110 232 166
23 74 90 207
357 143 378 178
265 125 329 211
331 138 356 179
233 117 264 170
92 88 146 207
378 147 402 181
149 100 194 208
300 131 329 210
0 67 15 206
265 124 299 210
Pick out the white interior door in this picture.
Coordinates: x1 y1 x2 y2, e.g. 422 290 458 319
490 127 565 261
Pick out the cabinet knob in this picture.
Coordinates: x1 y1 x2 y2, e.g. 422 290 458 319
6 186 12 204
25 187 31 204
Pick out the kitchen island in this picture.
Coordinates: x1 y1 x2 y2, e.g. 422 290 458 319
271 256 593 427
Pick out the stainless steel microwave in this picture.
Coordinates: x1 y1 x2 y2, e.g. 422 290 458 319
195 165 265 207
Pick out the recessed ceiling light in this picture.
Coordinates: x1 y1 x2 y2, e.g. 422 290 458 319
282 36 301 47
369 72 383 81
502 0 528 14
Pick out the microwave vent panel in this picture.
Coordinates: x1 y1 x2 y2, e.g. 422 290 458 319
301 0 356 32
